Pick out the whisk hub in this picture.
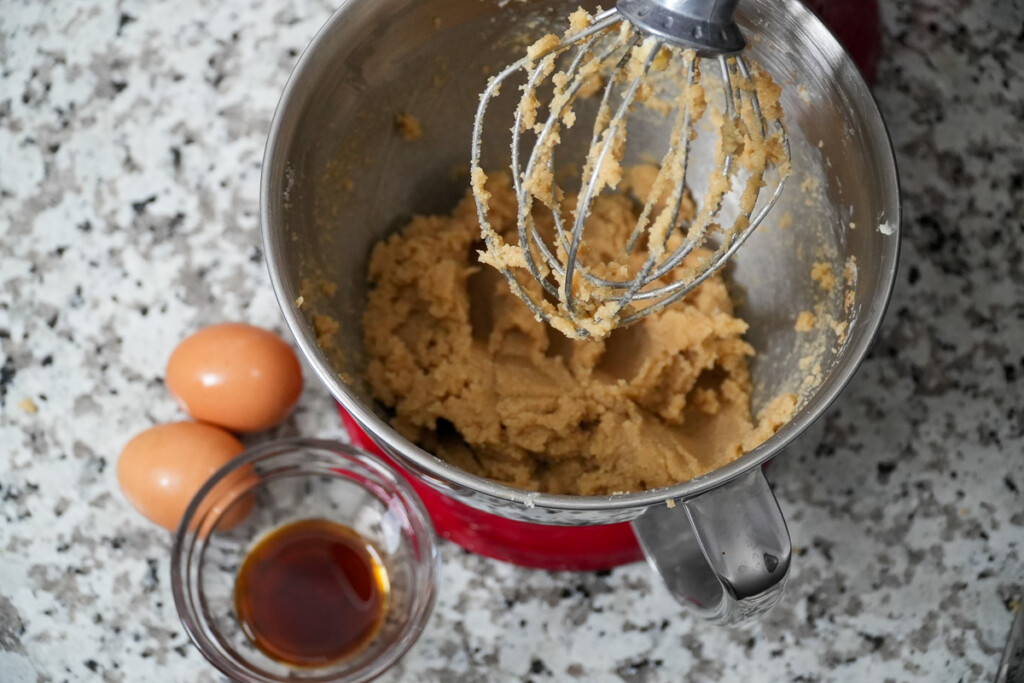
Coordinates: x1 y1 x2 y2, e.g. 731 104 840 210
617 0 746 53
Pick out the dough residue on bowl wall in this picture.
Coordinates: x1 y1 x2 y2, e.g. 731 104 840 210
394 113 422 141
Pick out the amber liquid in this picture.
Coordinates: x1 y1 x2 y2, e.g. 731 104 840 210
234 519 389 667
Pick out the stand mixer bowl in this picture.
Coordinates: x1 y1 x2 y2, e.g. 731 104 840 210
261 0 899 622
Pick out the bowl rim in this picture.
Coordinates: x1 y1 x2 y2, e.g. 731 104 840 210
259 0 902 514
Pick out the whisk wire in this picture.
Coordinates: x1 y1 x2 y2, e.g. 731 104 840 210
564 38 662 316
470 7 790 339
508 37 588 298
518 35 629 293
624 54 698 256
546 34 642 288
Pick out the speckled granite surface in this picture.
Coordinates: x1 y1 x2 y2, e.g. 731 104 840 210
1 0 1022 681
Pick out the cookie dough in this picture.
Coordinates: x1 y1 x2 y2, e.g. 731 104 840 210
471 8 790 340
362 173 795 495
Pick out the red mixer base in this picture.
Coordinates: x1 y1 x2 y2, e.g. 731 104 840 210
804 0 881 84
337 407 643 571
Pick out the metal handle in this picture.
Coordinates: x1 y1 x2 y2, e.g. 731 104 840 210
631 467 791 625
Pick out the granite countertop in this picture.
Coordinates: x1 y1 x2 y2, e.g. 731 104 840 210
1 0 1022 681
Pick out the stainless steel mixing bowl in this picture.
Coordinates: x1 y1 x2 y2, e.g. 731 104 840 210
261 0 900 623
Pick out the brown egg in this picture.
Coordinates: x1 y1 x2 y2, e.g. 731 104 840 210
117 422 256 531
166 323 303 433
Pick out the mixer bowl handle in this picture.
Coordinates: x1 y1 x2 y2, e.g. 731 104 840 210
631 467 790 624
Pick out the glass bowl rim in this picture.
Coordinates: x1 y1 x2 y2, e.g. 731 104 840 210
170 437 441 683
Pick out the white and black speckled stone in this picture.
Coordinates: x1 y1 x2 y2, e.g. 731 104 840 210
1 0 1021 680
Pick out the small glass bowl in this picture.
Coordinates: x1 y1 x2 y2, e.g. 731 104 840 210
171 439 440 683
